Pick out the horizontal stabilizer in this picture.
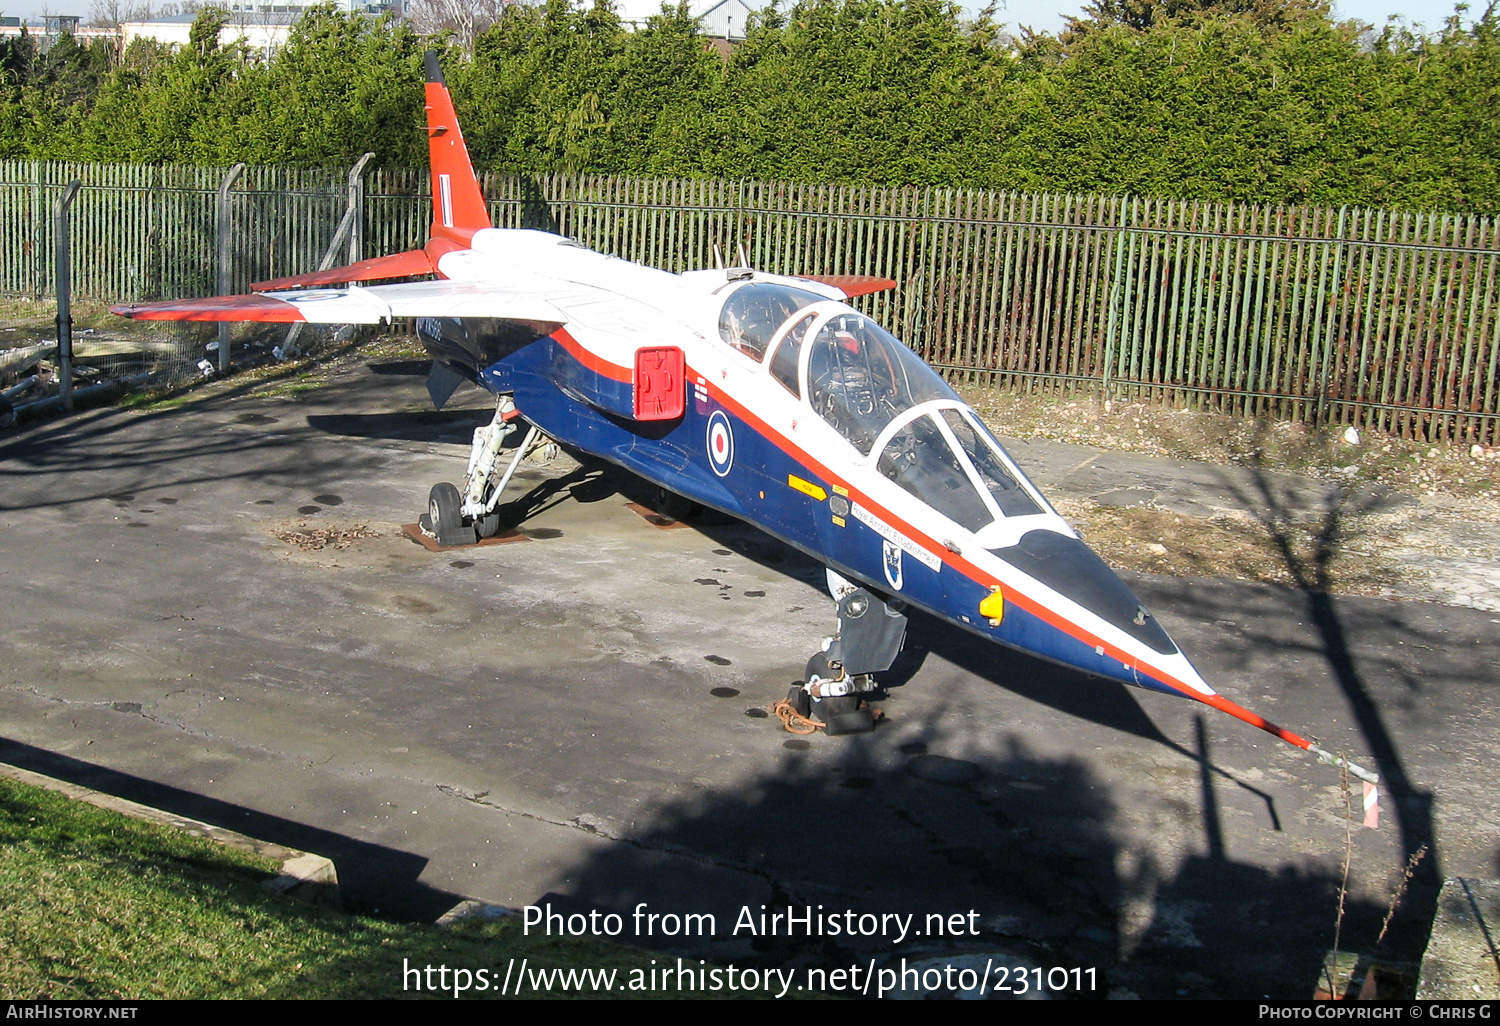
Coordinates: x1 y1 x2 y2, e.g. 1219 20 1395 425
113 280 569 328
252 249 435 292
797 274 898 299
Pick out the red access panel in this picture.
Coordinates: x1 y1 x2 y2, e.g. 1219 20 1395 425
634 346 685 421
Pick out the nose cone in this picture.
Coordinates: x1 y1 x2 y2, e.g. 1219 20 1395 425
987 530 1372 781
990 528 1178 656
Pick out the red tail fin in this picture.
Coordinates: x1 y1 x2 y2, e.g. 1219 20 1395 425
424 50 491 242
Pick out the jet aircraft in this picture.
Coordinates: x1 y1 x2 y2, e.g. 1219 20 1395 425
114 53 1378 787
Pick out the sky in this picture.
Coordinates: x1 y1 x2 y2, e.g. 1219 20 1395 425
0 0 1476 32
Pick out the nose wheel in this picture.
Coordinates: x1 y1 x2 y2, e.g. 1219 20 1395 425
793 649 880 735
777 645 881 736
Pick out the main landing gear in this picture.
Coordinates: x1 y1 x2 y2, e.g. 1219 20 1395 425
419 395 548 547
653 484 702 523
781 570 908 736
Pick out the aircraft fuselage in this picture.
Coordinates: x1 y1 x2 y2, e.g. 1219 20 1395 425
416 227 1213 707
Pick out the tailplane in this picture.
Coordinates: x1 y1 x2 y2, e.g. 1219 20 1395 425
424 50 491 242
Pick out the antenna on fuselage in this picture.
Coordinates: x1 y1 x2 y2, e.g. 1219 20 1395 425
736 242 750 269
718 240 752 281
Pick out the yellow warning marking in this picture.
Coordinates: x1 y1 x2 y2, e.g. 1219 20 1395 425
832 484 849 497
788 475 827 502
979 586 1005 625
831 515 846 528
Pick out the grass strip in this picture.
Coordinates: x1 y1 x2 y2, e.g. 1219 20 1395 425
0 776 682 999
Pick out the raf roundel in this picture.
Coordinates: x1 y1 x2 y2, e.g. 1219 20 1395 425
706 410 735 477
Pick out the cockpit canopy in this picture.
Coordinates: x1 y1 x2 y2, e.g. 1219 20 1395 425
805 311 959 455
718 283 825 361
720 281 1048 535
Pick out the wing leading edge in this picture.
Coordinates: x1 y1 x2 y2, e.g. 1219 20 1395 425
797 274 897 299
111 280 567 329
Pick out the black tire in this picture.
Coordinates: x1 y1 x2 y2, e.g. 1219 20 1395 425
805 651 842 683
475 512 501 539
655 485 701 523
429 482 464 532
786 684 811 719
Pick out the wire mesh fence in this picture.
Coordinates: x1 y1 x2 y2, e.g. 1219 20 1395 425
2 160 1496 444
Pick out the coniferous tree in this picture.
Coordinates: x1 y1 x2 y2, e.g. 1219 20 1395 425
0 0 1493 213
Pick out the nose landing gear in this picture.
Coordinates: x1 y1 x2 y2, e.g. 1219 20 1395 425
777 570 908 736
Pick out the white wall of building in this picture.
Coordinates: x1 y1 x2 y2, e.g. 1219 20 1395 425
121 18 293 49
613 0 754 40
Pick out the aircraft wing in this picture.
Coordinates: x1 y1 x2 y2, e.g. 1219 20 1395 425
111 280 567 329
251 247 437 292
796 274 897 299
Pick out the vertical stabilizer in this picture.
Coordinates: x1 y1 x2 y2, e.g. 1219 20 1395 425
424 50 491 241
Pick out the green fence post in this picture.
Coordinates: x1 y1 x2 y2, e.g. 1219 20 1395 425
1315 206 1349 424
1101 197 1132 398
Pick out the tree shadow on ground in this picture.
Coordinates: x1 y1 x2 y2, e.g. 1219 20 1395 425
0 403 370 513
1210 421 1441 963
492 699 1381 999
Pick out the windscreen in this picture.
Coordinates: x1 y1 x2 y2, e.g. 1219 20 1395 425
940 409 1043 518
877 414 993 533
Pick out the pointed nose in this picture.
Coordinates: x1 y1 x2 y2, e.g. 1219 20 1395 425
989 528 1179 656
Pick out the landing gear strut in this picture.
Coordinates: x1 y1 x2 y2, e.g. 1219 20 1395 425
783 570 908 736
418 394 545 547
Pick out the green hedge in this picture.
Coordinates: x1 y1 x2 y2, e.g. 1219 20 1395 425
1 0 1495 213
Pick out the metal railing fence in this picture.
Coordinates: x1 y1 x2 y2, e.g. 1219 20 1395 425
2 161 1496 444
